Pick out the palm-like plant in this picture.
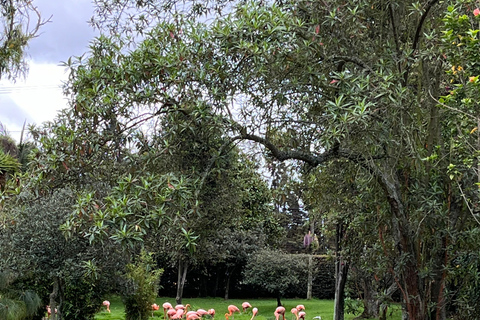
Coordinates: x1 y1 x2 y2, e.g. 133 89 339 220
0 150 20 190
0 272 42 320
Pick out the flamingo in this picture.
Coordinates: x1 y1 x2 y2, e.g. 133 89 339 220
152 303 160 317
164 302 174 319
187 311 200 319
291 308 299 320
208 308 216 319
274 306 286 320
167 308 178 319
172 308 185 319
225 305 240 320
47 305 58 318
242 302 252 313
250 308 258 320
298 311 306 320
187 313 201 320
197 309 209 317
295 305 305 312
102 300 111 313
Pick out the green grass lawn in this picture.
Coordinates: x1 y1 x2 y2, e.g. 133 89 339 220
95 297 402 320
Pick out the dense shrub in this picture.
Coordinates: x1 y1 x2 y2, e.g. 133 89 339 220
122 250 163 320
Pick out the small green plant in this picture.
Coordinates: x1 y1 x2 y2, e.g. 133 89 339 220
122 250 163 320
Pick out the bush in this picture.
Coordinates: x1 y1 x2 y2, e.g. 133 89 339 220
62 275 103 320
242 249 307 304
122 250 163 320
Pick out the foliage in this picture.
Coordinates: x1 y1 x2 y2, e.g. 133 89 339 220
122 250 163 320
0 187 123 320
242 249 308 302
0 271 42 320
0 149 20 175
0 0 49 80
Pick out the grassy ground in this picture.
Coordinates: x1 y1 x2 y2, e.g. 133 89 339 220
95 297 402 320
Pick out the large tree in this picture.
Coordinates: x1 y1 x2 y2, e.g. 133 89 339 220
69 1 478 319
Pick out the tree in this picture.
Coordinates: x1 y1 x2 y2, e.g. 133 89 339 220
242 249 307 306
0 0 49 80
0 187 123 320
27 0 480 319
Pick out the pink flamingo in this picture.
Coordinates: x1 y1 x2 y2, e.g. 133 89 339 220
298 311 306 320
208 308 216 319
250 308 258 320
225 305 240 320
197 309 209 317
47 305 58 318
187 311 199 318
102 300 111 313
167 308 178 319
295 305 305 312
152 303 160 317
242 302 252 313
187 313 201 320
291 308 299 320
274 306 286 320
172 308 185 319
164 302 174 319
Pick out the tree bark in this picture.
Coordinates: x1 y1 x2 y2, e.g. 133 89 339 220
224 266 234 300
333 222 348 320
333 261 349 320
49 277 59 320
176 260 189 305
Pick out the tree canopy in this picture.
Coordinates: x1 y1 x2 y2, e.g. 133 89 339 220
4 0 480 319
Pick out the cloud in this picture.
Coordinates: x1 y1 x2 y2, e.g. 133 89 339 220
0 95 33 142
27 0 98 64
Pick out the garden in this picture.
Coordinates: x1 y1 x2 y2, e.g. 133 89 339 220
2 1 480 320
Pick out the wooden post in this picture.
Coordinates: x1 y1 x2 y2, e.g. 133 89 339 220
307 255 313 300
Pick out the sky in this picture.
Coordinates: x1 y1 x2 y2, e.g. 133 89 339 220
0 0 98 142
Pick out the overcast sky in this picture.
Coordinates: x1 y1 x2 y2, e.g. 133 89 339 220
0 0 98 142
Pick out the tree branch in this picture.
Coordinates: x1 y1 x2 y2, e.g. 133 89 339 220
332 56 373 73
235 132 340 166
412 0 440 54
388 3 402 75
404 0 440 84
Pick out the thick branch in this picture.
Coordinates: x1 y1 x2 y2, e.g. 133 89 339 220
404 0 440 84
412 0 440 54
235 130 408 250
332 56 373 73
235 132 340 166
388 3 402 75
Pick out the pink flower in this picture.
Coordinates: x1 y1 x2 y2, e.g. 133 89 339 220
330 79 339 84
474 8 480 16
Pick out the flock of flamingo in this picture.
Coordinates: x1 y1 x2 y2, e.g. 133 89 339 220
100 300 308 320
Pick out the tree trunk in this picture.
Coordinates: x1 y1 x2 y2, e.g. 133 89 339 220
213 266 220 297
176 260 188 305
307 255 313 300
49 277 59 320
276 296 282 307
224 266 234 300
333 222 348 320
359 278 379 319
333 261 349 320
